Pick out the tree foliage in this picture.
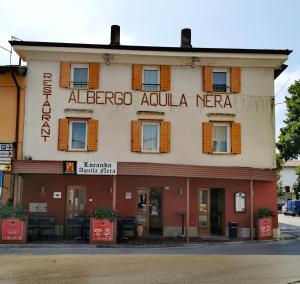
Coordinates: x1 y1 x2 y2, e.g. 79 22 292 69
277 79 300 160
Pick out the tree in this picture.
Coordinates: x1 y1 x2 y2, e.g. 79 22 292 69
292 166 300 200
277 79 300 160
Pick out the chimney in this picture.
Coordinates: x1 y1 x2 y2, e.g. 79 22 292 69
110 25 120 45
181 28 192 48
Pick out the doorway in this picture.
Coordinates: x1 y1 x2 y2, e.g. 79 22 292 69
198 188 225 236
136 187 163 236
66 185 87 218
210 188 225 235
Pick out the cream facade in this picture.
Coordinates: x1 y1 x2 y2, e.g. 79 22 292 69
19 55 280 168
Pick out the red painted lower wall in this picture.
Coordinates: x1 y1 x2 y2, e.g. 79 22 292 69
21 174 277 230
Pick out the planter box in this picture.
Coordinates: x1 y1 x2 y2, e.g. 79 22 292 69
0 218 27 244
90 218 116 245
256 217 273 240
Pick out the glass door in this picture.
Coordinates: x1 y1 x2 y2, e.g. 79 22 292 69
136 188 150 236
66 186 87 218
198 188 210 235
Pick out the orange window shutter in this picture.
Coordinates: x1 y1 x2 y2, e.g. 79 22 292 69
87 119 99 151
160 121 171 153
60 62 71 88
202 122 213 154
89 63 100 89
58 119 69 151
132 64 142 90
231 123 241 154
203 67 212 92
160 65 171 91
230 67 241 93
131 120 141 152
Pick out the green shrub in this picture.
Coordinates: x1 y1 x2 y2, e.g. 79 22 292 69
0 205 26 221
257 208 273 218
94 208 116 222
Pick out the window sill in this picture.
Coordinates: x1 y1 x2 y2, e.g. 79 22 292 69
211 152 232 155
141 89 162 92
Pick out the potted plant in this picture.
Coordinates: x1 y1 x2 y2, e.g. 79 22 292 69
90 208 117 244
256 208 274 240
0 205 27 243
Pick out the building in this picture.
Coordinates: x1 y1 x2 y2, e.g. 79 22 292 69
280 160 300 193
0 65 26 205
9 26 291 240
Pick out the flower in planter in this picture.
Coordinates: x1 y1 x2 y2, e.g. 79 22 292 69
94 208 117 222
257 208 274 218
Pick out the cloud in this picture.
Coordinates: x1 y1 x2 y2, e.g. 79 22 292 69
275 64 300 139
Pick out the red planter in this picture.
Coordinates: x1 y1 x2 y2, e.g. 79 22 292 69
0 218 27 244
90 218 116 245
256 217 273 240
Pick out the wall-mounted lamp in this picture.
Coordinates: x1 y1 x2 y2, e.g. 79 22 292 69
41 185 45 194
108 187 113 194
177 188 183 195
103 54 111 65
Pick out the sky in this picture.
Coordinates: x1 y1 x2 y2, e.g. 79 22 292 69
0 0 299 140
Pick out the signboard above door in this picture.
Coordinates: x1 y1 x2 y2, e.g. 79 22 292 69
77 161 117 175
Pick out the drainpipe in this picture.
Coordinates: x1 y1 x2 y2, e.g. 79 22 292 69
186 177 190 243
250 180 254 240
11 71 20 160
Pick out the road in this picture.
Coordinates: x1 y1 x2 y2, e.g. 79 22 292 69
0 215 299 283
279 213 300 237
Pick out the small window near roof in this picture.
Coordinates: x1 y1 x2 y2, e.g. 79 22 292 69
142 66 160 91
234 192 246 213
213 70 228 92
142 122 160 152
71 64 89 89
212 123 230 153
69 121 87 150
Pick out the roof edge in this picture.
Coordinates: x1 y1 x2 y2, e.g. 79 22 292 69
9 40 293 55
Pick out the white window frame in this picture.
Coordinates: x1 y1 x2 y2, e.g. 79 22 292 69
212 68 230 93
69 120 88 151
141 122 160 153
212 123 231 154
142 66 160 91
71 64 89 89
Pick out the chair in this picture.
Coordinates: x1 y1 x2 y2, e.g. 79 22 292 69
67 217 84 239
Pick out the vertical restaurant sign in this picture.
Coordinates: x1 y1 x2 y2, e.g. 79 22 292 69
92 219 113 241
41 73 52 141
1 219 24 241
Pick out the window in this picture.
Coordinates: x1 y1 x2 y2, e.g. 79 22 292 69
142 122 160 152
58 119 98 152
212 123 230 153
69 121 87 150
131 120 170 153
203 122 241 154
234 192 246 213
213 69 229 92
71 64 89 89
142 66 160 91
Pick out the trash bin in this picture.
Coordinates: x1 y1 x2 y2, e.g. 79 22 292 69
229 222 238 238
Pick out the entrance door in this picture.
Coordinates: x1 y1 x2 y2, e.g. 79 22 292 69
136 187 163 236
66 186 87 218
198 188 210 235
210 188 225 236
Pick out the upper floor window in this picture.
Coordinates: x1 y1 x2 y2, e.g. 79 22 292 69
69 121 87 150
202 121 241 154
142 122 160 152
58 118 98 152
213 70 229 92
142 66 160 91
60 62 99 89
71 64 89 89
132 64 170 92
212 123 230 153
203 66 241 93
131 120 170 153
